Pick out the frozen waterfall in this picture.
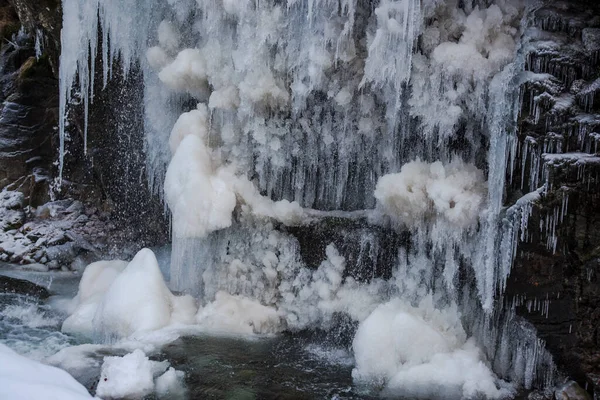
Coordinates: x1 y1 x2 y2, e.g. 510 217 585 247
58 0 560 396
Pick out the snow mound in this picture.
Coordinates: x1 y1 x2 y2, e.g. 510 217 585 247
196 291 284 335
352 298 513 399
0 343 93 400
375 159 486 227
62 249 198 341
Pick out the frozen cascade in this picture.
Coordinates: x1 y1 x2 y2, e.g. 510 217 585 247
58 0 563 395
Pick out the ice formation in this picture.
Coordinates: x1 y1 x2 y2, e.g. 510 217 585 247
57 0 560 395
164 135 237 238
0 343 93 400
375 160 487 227
195 291 284 335
62 248 197 341
352 299 513 399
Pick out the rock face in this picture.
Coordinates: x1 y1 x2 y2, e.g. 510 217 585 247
504 0 600 396
0 0 168 247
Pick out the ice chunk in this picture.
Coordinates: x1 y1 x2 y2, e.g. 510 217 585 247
62 259 128 337
93 249 179 341
96 349 169 399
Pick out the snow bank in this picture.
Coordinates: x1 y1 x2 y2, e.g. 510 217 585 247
164 135 237 238
352 298 512 399
0 343 93 400
96 349 174 399
196 291 284 335
62 249 198 341
375 159 486 227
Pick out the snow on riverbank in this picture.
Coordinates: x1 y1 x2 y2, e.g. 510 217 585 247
0 343 94 400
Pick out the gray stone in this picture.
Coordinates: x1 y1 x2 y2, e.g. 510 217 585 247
46 260 59 270
39 256 47 264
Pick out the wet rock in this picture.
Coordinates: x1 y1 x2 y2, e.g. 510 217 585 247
554 381 592 400
0 274 49 298
46 260 58 270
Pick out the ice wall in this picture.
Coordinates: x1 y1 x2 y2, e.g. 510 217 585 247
58 0 560 394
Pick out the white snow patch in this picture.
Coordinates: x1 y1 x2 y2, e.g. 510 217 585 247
0 343 93 400
155 367 187 399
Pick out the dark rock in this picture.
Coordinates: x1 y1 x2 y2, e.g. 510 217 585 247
0 274 49 298
285 217 408 281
